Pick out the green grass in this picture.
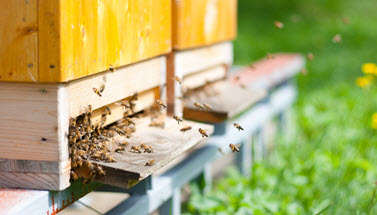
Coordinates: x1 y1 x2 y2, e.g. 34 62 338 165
184 0 377 214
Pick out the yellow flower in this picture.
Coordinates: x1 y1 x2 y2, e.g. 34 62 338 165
362 63 377 75
356 75 373 88
371 113 377 129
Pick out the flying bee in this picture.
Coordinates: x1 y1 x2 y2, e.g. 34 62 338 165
116 100 130 109
146 159 155 166
194 102 205 110
95 165 106 176
114 127 125 135
70 171 79 181
99 84 105 93
180 126 192 132
307 53 314 61
274 21 284 29
198 128 208 138
109 64 115 72
115 146 125 153
173 115 183 124
342 17 350 24
130 92 138 101
229 144 240 152
119 141 129 147
93 87 102 97
203 104 212 111
332 34 342 43
172 76 181 84
131 146 142 153
233 123 244 131
156 99 167 109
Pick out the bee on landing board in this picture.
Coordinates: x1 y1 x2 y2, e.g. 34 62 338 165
95 165 106 176
229 144 240 152
198 128 208 138
70 171 79 181
173 115 183 124
109 64 115 72
99 84 105 93
203 104 212 111
115 146 125 153
233 123 244 131
131 146 142 153
93 87 102 97
116 101 130 109
194 102 205 111
156 99 167 109
146 159 155 166
180 126 192 132
119 141 129 147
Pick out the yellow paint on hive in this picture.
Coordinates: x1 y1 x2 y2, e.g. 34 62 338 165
173 0 237 50
0 0 171 82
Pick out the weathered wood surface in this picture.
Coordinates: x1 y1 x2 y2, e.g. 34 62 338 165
230 53 305 89
173 0 237 49
0 0 171 82
183 80 267 123
0 0 38 82
92 117 214 188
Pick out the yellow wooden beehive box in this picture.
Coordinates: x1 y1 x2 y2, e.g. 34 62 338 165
0 0 171 82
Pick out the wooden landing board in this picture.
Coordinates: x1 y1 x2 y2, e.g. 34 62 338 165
91 117 214 188
183 80 267 123
230 53 305 90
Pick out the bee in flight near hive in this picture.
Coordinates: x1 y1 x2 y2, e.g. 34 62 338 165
173 115 183 124
156 99 167 109
180 126 192 132
109 64 115 72
93 87 102 97
146 159 155 166
194 102 205 111
198 128 208 138
233 123 244 131
131 146 142 153
99 84 105 93
172 76 181 84
116 100 130 109
274 21 284 29
229 144 240 152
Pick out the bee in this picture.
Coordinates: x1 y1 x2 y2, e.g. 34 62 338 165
99 84 105 93
95 165 106 176
146 159 155 166
332 34 342 43
198 128 208 138
229 144 240 152
140 143 147 149
100 114 107 127
119 141 129 147
88 171 96 181
70 171 79 181
217 147 225 155
274 21 284 29
172 76 181 84
180 126 192 132
144 146 153 153
156 99 167 109
173 115 183 124
115 147 125 153
233 123 244 131
203 104 212 111
194 102 205 110
105 106 111 115
93 87 102 97
124 117 135 125
114 127 125 135
307 53 314 61
131 146 142 153
116 100 130 109
109 64 115 72
130 92 138 101
84 160 95 171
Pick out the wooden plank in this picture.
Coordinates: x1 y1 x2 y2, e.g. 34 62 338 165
182 65 227 90
38 0 61 82
0 0 38 82
68 56 165 117
91 117 214 188
230 53 305 89
183 80 267 123
173 0 237 49
0 83 69 162
174 42 233 77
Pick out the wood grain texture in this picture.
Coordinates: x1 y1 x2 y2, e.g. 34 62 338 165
0 159 69 174
0 0 38 82
58 0 171 82
68 56 165 117
92 117 214 188
183 80 267 123
0 171 70 190
175 42 233 77
173 0 237 49
0 83 69 162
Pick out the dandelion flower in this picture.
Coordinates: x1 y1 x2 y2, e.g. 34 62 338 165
362 63 377 75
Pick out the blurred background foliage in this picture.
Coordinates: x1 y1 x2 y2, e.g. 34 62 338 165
184 0 377 214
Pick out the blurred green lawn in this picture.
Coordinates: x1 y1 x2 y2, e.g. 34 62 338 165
185 0 377 214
